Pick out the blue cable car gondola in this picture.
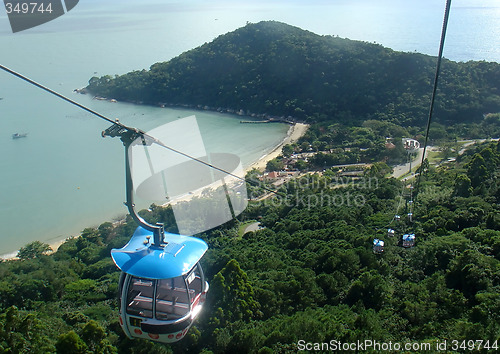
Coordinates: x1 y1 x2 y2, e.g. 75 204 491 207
402 233 416 248
112 227 209 343
373 238 384 254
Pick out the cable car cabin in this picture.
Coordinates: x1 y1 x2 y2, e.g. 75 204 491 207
395 215 401 221
387 228 395 237
402 233 416 248
111 227 209 343
373 239 384 254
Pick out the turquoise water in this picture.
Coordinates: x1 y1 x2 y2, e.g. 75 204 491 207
0 0 499 256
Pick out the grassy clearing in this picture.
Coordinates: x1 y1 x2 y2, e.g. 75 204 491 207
427 150 444 164
238 220 258 238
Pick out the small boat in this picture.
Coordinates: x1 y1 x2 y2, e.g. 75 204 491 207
12 133 28 139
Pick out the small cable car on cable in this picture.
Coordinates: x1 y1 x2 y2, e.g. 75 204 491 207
373 239 384 254
402 233 416 248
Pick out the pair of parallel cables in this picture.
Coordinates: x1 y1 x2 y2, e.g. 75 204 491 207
387 0 452 229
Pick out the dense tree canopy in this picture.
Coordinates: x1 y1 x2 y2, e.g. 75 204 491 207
1 141 499 353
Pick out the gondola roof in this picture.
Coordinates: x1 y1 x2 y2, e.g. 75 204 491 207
111 226 208 279
402 233 416 241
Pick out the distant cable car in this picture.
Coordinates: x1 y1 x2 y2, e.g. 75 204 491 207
387 228 395 237
395 215 401 221
373 239 384 254
402 233 416 248
408 212 413 222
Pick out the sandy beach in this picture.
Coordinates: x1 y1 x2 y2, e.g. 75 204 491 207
1 238 68 261
158 123 309 209
0 216 127 261
246 123 309 172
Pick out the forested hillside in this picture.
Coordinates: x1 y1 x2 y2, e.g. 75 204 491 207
85 21 500 127
1 141 499 353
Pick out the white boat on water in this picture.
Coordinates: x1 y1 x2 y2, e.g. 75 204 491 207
12 133 28 139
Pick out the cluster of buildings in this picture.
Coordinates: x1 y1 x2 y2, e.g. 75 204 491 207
258 170 300 188
384 137 421 152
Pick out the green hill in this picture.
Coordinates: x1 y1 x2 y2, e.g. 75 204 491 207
86 21 500 126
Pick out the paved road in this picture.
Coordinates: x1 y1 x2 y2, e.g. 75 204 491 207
457 138 499 155
391 147 428 179
391 138 499 179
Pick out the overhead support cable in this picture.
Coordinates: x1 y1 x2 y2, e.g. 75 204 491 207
415 0 452 201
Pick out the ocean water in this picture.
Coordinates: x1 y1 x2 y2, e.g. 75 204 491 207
0 0 499 257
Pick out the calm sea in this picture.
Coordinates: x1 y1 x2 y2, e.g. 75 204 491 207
0 0 498 257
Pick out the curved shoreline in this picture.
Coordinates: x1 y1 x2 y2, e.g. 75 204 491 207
246 123 309 172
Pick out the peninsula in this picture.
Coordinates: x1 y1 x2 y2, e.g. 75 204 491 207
84 21 500 129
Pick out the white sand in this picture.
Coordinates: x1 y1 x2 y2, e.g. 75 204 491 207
1 237 69 261
246 123 309 172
